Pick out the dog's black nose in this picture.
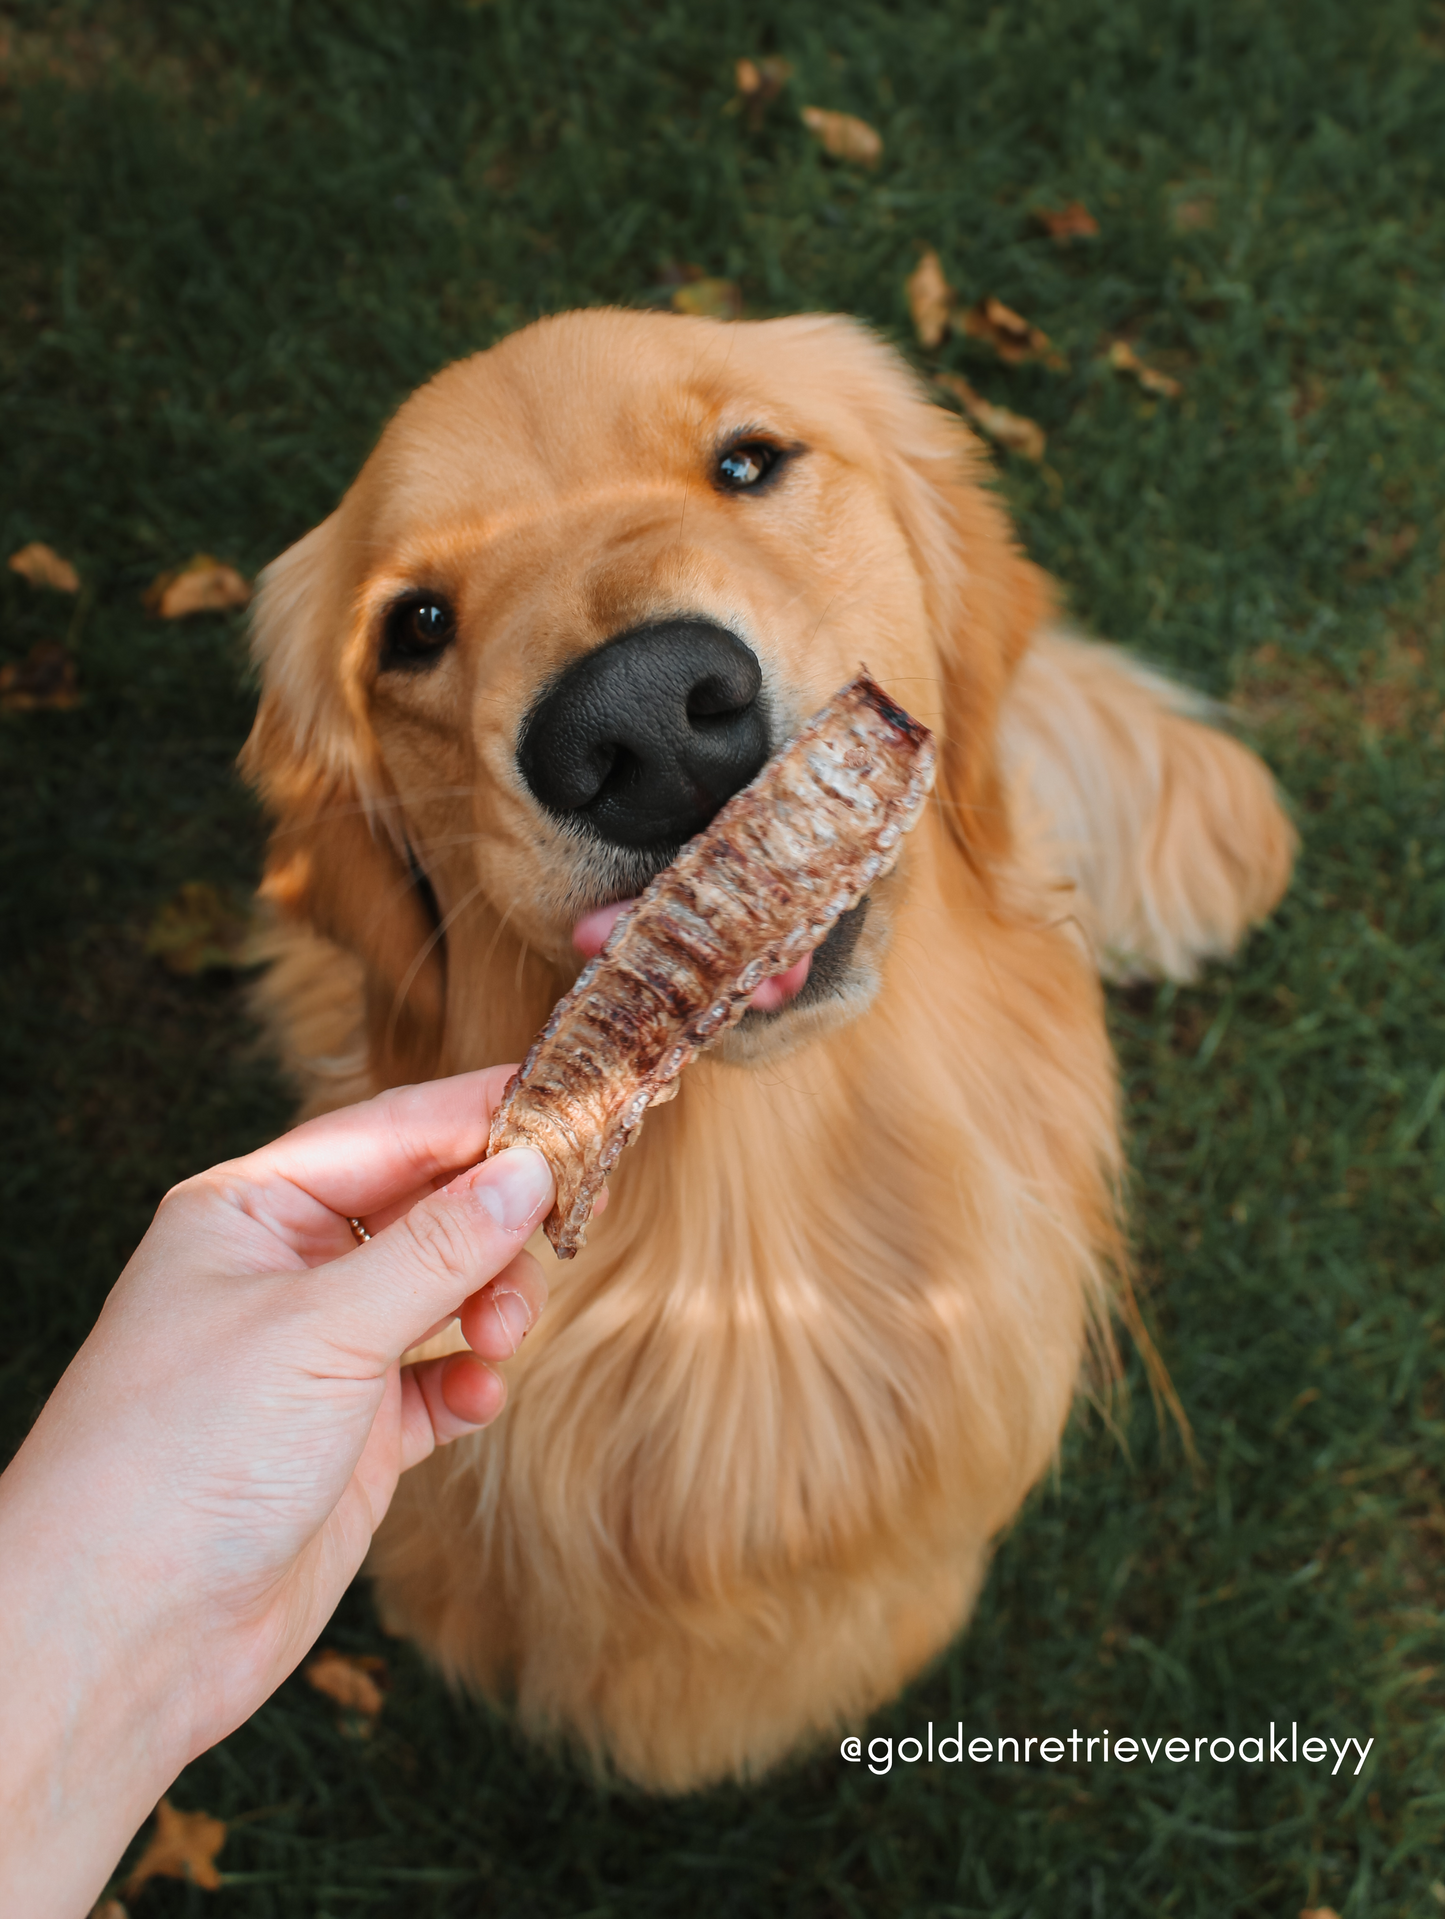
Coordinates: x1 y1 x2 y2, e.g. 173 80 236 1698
519 621 769 848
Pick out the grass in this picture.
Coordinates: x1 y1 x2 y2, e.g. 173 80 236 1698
2 0 1443 1912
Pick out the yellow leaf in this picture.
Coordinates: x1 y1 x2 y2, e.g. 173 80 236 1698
934 372 1047 461
671 277 742 321
144 882 252 976
906 249 954 350
0 639 81 712
1108 339 1182 399
143 554 251 618
734 55 792 103
123 1799 226 1897
8 541 81 593
1033 200 1099 242
960 296 1066 369
800 106 882 166
305 1647 388 1721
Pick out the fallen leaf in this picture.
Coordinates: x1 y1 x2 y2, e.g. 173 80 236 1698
735 54 792 112
1173 198 1215 231
934 372 1046 461
306 1648 388 1732
960 296 1066 369
1170 187 1217 231
144 882 252 976
1347 522 1418 581
906 249 954 350
1108 339 1182 399
1300 1910 1341 1919
0 639 81 711
672 277 742 321
8 540 81 593
124 1799 226 1897
1034 201 1099 242
143 554 251 619
90 1902 128 1919
800 106 882 166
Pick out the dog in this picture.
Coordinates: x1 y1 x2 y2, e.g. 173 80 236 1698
241 309 1295 1791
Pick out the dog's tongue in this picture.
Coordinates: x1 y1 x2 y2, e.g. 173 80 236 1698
572 899 812 1013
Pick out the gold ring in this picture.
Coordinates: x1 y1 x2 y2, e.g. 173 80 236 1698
347 1216 372 1245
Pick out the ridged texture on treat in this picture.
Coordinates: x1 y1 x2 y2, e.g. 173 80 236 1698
487 672 936 1255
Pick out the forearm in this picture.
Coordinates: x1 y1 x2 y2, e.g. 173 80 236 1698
0 1446 194 1918
0 1087 552 1916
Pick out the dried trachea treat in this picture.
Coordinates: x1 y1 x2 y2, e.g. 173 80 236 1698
487 672 936 1256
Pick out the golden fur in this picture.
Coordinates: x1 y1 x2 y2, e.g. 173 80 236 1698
241 310 1296 1791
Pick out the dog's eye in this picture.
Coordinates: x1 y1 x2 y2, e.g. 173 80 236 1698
381 593 456 672
715 441 783 492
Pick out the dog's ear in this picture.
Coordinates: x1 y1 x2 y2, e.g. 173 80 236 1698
239 514 446 1083
853 344 1053 873
774 318 1053 875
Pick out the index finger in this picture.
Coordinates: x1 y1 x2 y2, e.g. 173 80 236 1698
228 1067 518 1222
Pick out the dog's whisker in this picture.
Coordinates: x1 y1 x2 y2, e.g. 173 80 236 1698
363 860 445 938
384 877 489 1057
267 787 480 834
479 895 519 976
400 832 502 856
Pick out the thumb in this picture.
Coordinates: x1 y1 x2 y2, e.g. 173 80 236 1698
311 1147 555 1361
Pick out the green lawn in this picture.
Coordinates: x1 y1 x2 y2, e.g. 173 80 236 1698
2 2 1443 1913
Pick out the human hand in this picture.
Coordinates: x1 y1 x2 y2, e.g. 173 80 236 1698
0 1068 553 1919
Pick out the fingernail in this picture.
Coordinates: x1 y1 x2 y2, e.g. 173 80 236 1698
492 1288 533 1354
467 1148 554 1235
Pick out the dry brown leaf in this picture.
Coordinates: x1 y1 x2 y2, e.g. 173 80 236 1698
1347 522 1418 581
1034 201 1099 242
143 554 251 619
960 296 1066 369
144 882 252 976
1108 339 1182 399
800 106 882 166
934 372 1046 461
906 249 954 350
0 639 81 711
123 1799 226 1897
1238 636 1442 750
8 540 81 593
672 277 742 321
735 55 792 105
1170 189 1217 231
305 1647 388 1721
1300 1910 1341 1919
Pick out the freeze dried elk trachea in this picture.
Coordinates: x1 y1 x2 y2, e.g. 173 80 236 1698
487 672 936 1256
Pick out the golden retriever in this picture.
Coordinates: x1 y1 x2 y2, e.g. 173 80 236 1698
241 309 1295 1792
